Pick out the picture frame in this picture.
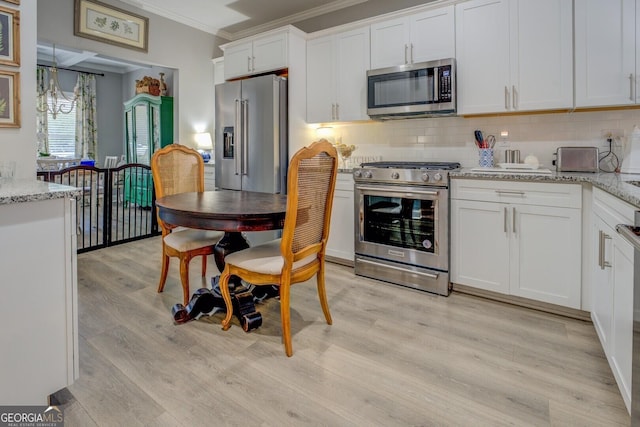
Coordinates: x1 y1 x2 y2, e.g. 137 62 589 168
0 5 19 67
0 70 20 128
3 0 19 5
74 0 148 52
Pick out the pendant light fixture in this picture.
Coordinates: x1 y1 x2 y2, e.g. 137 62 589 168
37 44 79 119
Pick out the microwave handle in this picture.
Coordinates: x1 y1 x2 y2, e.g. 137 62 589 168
433 67 439 102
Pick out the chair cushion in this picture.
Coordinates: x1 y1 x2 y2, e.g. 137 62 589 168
224 239 317 275
164 229 223 252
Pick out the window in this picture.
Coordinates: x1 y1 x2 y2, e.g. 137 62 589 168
47 93 76 157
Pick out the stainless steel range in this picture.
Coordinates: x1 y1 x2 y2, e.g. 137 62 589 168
353 161 460 295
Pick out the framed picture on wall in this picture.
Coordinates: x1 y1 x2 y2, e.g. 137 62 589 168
0 5 19 67
74 0 149 52
0 70 20 128
3 0 19 4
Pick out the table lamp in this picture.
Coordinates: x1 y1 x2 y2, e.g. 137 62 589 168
195 132 213 163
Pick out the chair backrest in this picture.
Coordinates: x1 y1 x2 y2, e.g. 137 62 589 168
104 156 119 168
151 144 204 231
280 139 338 262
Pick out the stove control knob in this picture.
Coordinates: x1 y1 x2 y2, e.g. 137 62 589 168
391 172 400 179
433 173 443 182
353 170 362 178
364 171 373 179
421 173 430 182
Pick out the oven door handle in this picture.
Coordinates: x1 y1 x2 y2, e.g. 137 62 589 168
356 185 439 197
356 258 439 280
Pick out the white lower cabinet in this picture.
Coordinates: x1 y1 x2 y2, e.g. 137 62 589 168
204 163 215 190
451 179 582 308
326 173 354 264
0 196 78 404
591 187 634 413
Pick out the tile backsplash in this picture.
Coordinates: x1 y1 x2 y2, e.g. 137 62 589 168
320 108 640 169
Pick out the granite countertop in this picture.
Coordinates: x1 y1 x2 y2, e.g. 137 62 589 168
452 168 640 208
0 179 83 205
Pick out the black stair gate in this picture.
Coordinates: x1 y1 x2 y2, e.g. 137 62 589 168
38 163 160 253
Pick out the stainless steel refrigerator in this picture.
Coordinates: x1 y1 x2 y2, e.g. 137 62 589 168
214 74 287 194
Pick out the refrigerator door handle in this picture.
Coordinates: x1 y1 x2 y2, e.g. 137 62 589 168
242 99 249 176
234 99 242 175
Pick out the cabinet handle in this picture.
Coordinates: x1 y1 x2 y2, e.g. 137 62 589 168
252 56 256 71
598 230 612 269
247 56 251 73
404 44 409 64
410 43 414 64
512 85 518 110
495 190 525 196
335 103 340 120
512 207 516 235
630 73 635 101
504 207 507 233
505 86 510 110
331 104 336 121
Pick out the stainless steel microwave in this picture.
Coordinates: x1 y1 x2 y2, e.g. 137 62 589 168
366 58 456 120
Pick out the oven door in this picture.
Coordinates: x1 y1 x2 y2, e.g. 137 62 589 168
355 183 448 271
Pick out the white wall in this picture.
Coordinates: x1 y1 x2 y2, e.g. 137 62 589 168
0 1 37 179
37 0 223 152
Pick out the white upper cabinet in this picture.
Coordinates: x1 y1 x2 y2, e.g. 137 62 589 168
575 0 637 107
307 27 370 123
456 0 573 114
370 5 455 69
223 29 291 80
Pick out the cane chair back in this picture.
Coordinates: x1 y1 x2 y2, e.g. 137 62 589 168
218 139 338 356
151 144 223 305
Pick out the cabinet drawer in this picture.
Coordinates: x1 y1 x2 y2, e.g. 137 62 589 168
593 187 636 226
336 173 354 192
451 179 581 208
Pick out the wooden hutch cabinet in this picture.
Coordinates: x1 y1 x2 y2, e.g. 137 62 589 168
124 94 173 207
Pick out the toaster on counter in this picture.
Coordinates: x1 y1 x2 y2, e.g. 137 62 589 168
555 146 599 172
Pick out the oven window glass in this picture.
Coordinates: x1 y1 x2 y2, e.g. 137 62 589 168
362 195 437 253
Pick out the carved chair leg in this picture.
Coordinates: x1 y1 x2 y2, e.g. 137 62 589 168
201 255 207 278
179 254 191 306
280 281 293 357
157 250 170 293
317 266 332 325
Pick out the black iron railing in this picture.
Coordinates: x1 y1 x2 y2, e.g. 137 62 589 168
38 163 160 253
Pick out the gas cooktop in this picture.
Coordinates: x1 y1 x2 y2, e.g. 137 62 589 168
360 161 461 170
354 161 459 187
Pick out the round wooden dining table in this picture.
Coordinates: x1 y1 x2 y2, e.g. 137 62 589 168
155 189 288 273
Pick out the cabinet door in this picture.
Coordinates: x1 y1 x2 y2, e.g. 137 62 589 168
410 6 455 64
306 35 335 123
370 16 410 69
575 0 636 107
591 214 614 351
252 32 288 74
335 27 370 121
455 0 510 114
611 231 634 411
326 175 355 262
223 42 253 80
450 199 510 293
510 204 581 308
510 0 573 111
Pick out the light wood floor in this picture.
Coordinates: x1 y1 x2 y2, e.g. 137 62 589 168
58 236 631 426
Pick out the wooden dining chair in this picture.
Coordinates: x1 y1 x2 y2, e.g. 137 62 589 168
218 139 338 356
151 144 224 305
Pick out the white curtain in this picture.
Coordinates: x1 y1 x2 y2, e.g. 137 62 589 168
75 73 98 159
36 66 49 154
